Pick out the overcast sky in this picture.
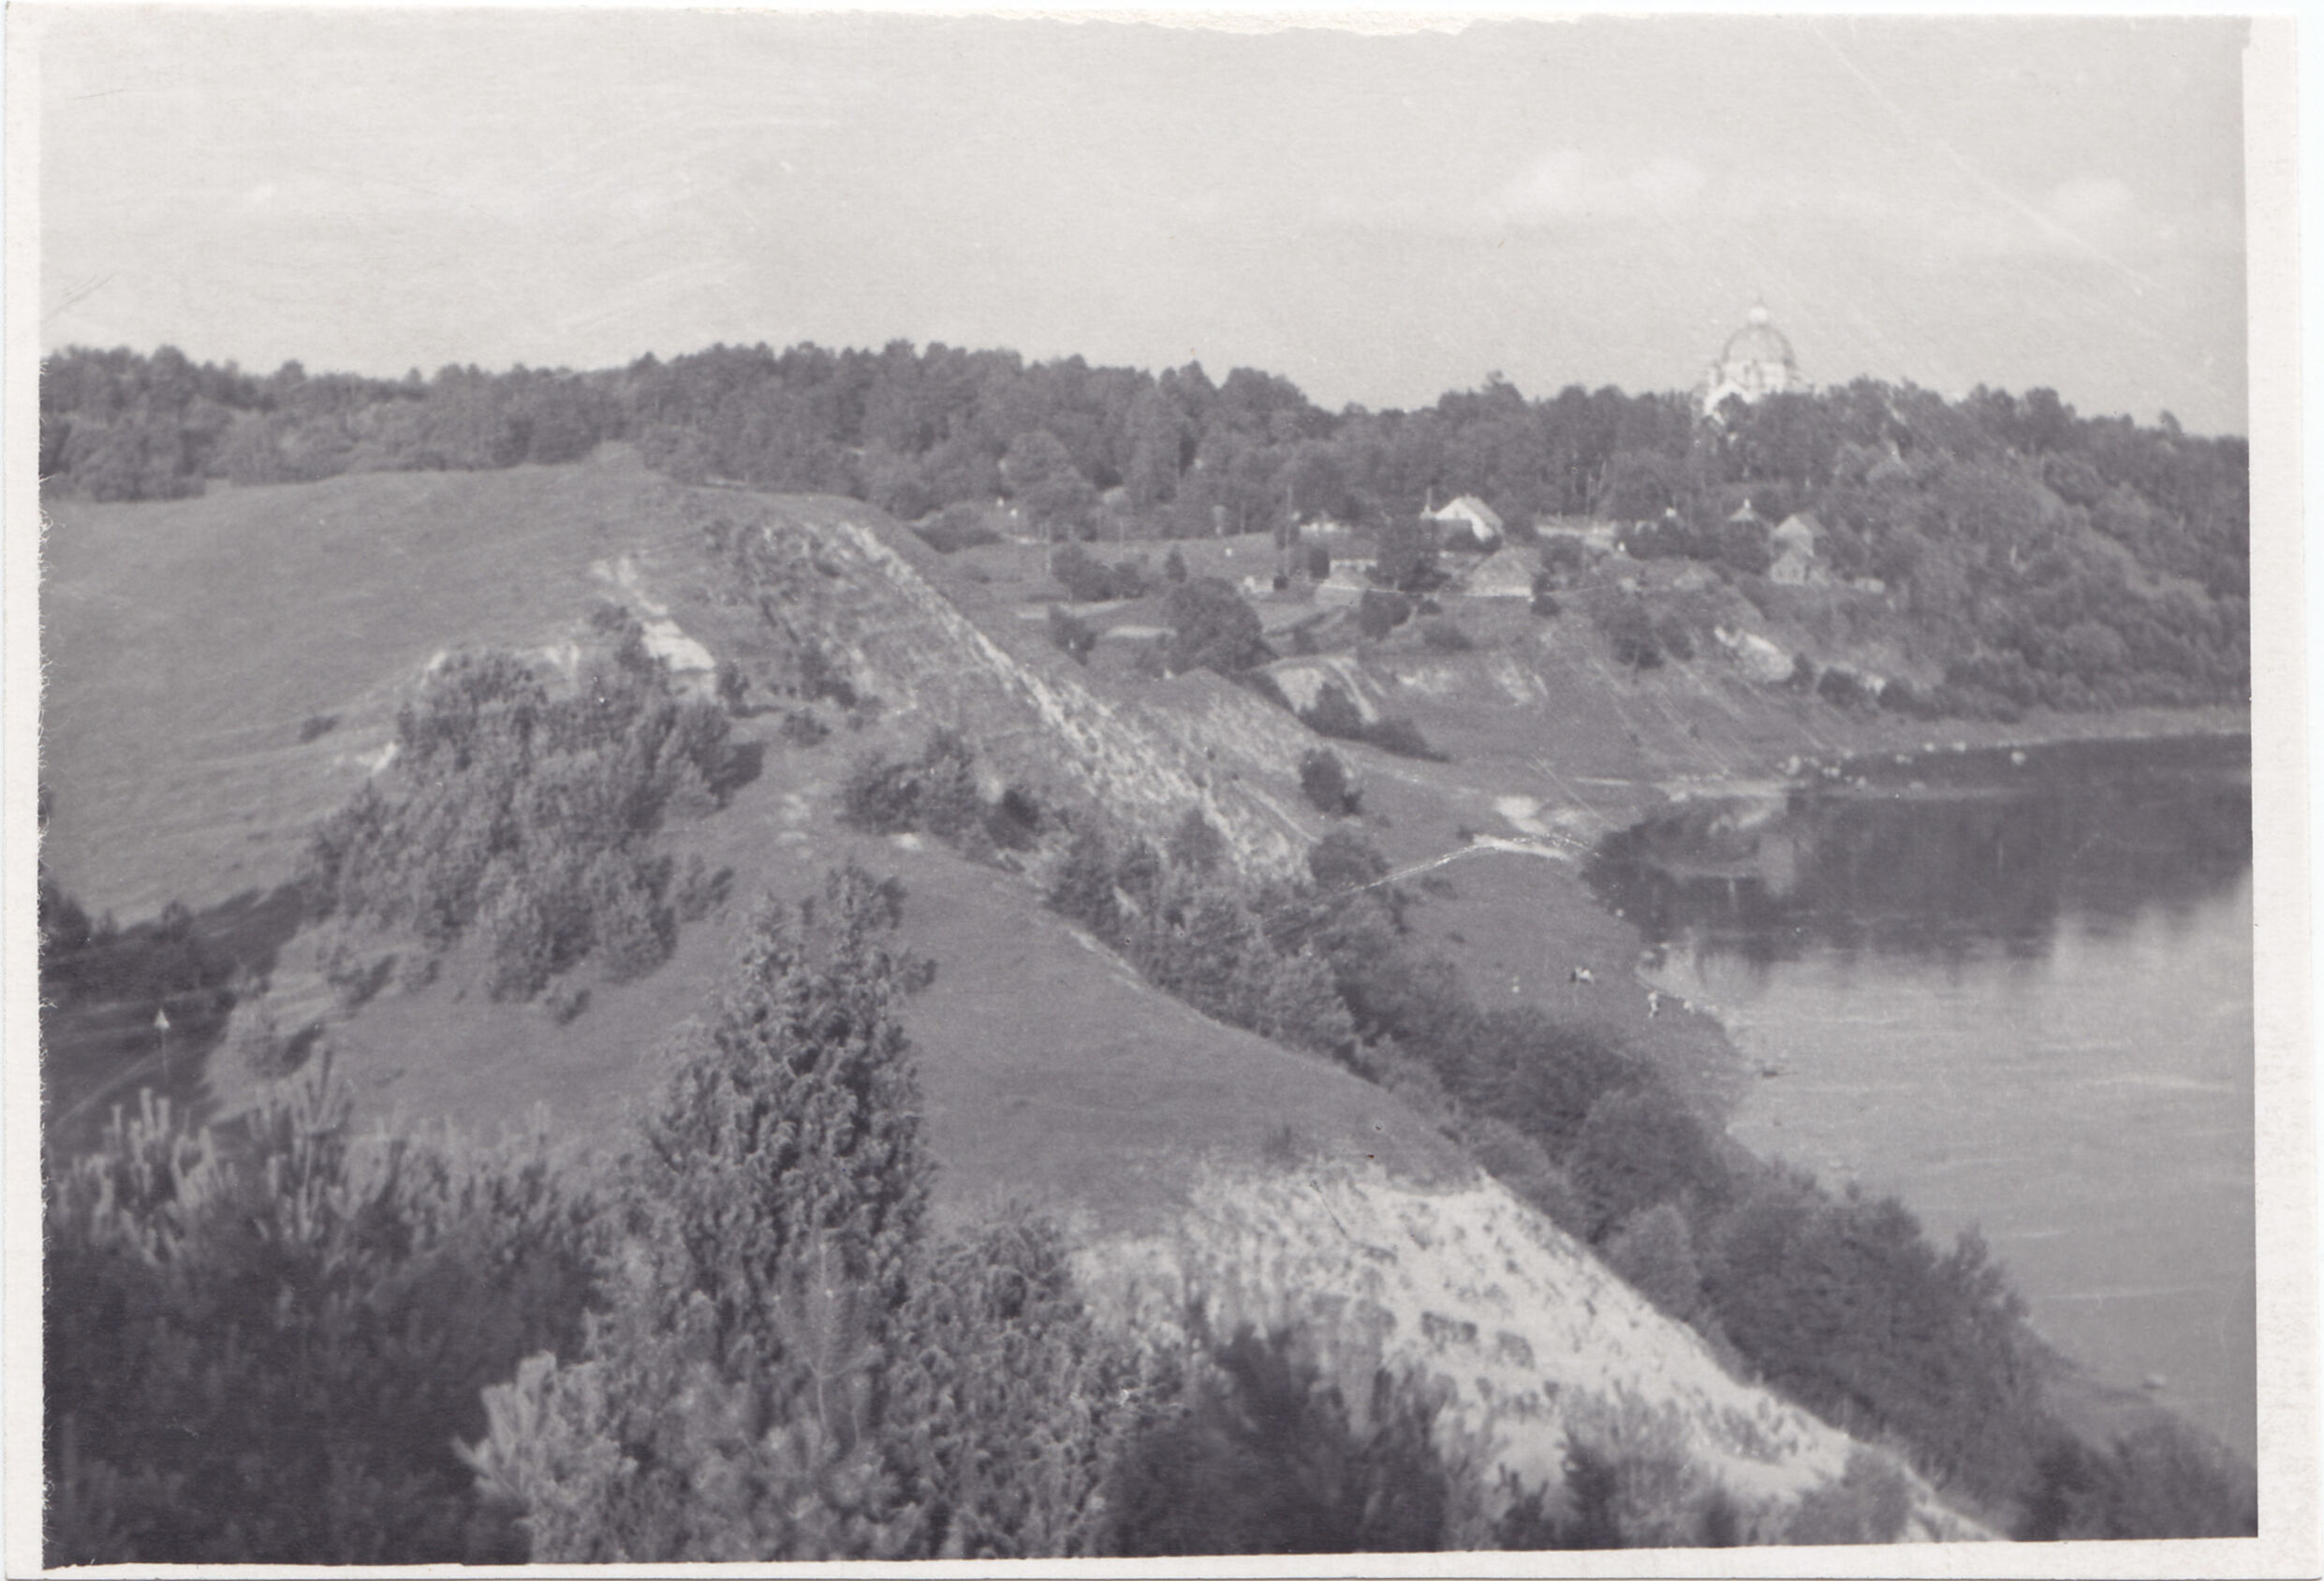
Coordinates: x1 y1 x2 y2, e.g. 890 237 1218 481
32 9 2250 433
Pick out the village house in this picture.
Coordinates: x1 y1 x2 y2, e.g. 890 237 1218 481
1536 516 1624 553
1314 555 1376 605
1769 511 1829 587
1423 493 1505 550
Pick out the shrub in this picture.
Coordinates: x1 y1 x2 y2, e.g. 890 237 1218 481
1816 666 1871 710
540 979 590 1024
2016 1421 2256 1540
1051 543 1147 603
673 854 733 921
1167 808 1227 875
1298 680 1368 741
1356 589 1410 641
1491 1426 1741 1552
45 1067 596 1565
1463 1117 1588 1238
1306 827 1389 893
886 1217 1156 1559
1047 827 1120 937
1879 678 1941 720
1047 605 1096 664
1050 543 1111 602
779 707 831 748
221 990 323 1082
1569 1084 1732 1241
1298 748 1360 816
1256 947 1360 1060
1699 1174 2047 1504
1601 1203 1706 1324
795 640 860 709
1163 578 1271 676
1591 597 1662 670
914 729 986 847
1530 574 1561 619
840 750 925 835
841 731 1021 862
713 659 750 715
1781 1449 1914 1545
302 630 723 997
1110 1325 1448 1556
986 784 1046 852
919 503 1001 554
1372 518 1440 593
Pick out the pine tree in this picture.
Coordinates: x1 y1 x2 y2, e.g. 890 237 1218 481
886 1217 1152 1558
464 866 933 1561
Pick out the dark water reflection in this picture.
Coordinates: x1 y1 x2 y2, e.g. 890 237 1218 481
1588 735 2253 970
1588 734 2256 1461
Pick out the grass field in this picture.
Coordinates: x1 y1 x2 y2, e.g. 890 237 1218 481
38 459 1468 1232
40 447 705 920
38 455 2242 1224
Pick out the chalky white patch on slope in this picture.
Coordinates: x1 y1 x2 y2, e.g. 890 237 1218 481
1494 795 1553 838
1490 655 1550 705
591 553 717 687
1079 1163 1991 1544
822 517 1313 876
1261 653 1379 722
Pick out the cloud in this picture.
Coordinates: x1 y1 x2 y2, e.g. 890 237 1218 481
1485 150 1708 229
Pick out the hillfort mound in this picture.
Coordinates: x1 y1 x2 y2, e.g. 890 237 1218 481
37 335 2253 1562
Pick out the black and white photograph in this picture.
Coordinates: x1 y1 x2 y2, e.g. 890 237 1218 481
6 7 2312 1574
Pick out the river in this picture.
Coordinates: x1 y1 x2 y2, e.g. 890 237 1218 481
1588 734 2255 1463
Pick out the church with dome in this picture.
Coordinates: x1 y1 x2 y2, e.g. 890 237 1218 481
1698 300 1802 414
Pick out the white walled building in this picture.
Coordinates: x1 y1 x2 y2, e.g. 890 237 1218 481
1699 301 1803 413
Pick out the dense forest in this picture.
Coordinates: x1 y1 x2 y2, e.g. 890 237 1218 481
41 339 2248 716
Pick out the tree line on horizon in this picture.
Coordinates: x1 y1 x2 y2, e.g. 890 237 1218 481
41 338 2247 714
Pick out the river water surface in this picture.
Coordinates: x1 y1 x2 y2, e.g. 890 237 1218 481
1590 735 2255 1462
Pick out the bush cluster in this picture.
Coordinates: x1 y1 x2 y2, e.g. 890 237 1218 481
1046 821 1356 1061
1162 577 1272 676
839 729 1044 860
1296 680 1445 762
1298 749 1361 816
301 621 733 1001
1356 588 1410 641
1046 605 1097 664
38 872 232 1032
1050 542 1148 602
917 503 1003 553
45 1068 598 1564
